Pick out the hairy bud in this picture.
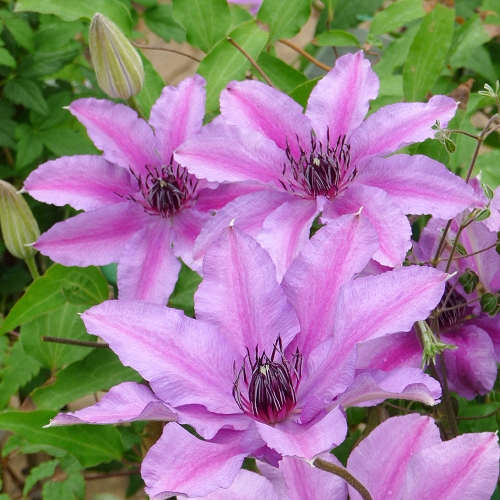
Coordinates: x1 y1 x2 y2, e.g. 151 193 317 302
89 13 144 99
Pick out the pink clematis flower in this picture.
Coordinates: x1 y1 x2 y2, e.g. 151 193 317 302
175 51 477 279
358 204 500 399
49 214 447 498
24 75 251 304
347 413 499 500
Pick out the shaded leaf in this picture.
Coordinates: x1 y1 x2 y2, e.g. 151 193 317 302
255 52 307 92
31 349 141 410
258 0 311 43
369 0 425 36
172 0 230 53
0 411 123 467
0 265 108 335
403 4 455 102
197 21 268 113
144 4 186 43
315 29 360 47
5 78 49 115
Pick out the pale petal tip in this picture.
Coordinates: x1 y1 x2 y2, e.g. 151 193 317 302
229 218 236 227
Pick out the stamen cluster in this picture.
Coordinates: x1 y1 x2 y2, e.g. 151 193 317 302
438 283 468 329
130 161 198 218
233 337 303 425
282 132 356 199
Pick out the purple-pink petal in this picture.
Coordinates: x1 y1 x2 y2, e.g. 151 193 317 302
175 117 287 185
193 190 290 262
34 203 149 266
24 155 136 211
117 221 180 304
282 213 379 357
82 301 239 414
149 75 206 162
356 154 478 218
349 95 457 163
259 454 348 500
347 414 442 500
257 198 320 281
143 424 253 499
191 469 278 500
403 432 499 500
333 266 447 349
256 406 347 459
195 226 299 355
69 98 158 173
439 325 497 399
306 51 379 145
220 80 311 157
322 185 412 267
48 382 177 426
336 368 441 408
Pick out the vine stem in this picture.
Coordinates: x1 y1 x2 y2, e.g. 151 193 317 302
313 458 373 500
277 39 332 71
42 336 109 348
227 37 276 88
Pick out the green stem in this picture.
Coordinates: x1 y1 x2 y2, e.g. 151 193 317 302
127 96 146 120
25 255 39 280
313 458 372 500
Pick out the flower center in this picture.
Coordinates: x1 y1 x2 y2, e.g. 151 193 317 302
233 337 302 425
129 162 197 218
438 283 468 329
282 132 356 199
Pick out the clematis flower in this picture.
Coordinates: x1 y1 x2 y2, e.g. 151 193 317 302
175 51 477 279
346 413 499 499
23 75 251 304
49 214 448 498
358 205 500 399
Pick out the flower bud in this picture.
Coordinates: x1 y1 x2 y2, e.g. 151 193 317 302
89 13 144 99
0 181 40 260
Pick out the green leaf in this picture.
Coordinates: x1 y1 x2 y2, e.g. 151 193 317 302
0 411 123 467
458 270 479 294
15 0 133 33
288 77 320 108
449 15 490 70
369 0 425 36
480 292 498 315
463 45 497 84
14 123 44 169
4 17 34 51
229 4 253 30
133 55 165 120
0 265 108 335
19 44 81 78
0 119 16 148
34 19 84 52
0 341 41 409
315 29 360 47
0 47 16 67
473 150 500 188
374 23 419 76
172 0 231 53
32 349 141 410
40 128 99 157
197 21 268 113
4 78 50 115
403 4 455 102
42 471 85 500
144 4 186 43
168 263 202 318
258 0 311 43
255 52 307 93
20 302 95 370
23 459 58 496
329 0 383 30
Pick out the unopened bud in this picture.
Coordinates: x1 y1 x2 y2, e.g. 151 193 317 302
0 181 40 260
89 13 144 99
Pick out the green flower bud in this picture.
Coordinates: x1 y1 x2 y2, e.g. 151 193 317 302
89 13 144 99
0 181 39 260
